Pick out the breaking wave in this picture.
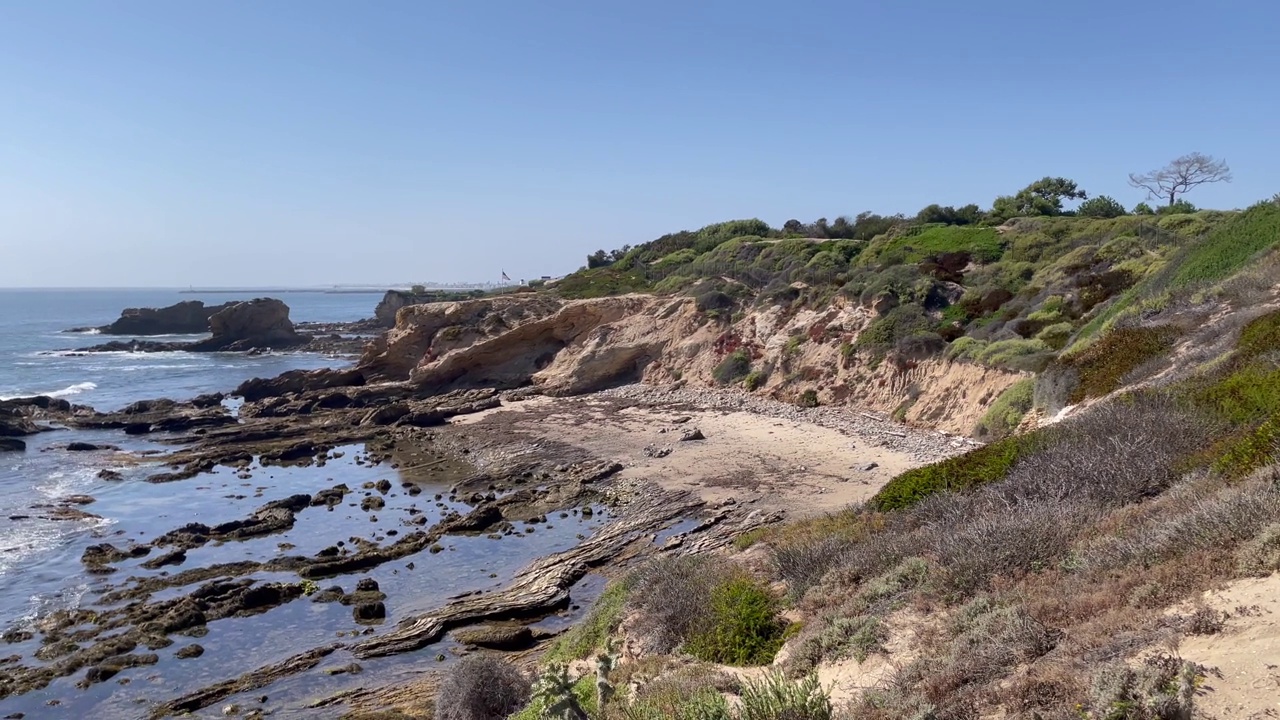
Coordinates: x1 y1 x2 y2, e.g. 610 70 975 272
0 382 98 401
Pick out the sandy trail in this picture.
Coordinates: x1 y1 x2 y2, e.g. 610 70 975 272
1179 573 1280 719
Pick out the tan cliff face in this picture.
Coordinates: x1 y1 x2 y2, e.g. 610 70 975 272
356 292 1027 436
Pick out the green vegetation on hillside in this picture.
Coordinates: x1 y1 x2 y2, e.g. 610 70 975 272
434 169 1280 719
758 308 1280 715
555 176 1278 397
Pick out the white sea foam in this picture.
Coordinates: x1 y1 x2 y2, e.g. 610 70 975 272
0 381 97 401
35 349 197 359
18 582 93 624
0 513 112 578
36 466 101 500
48 381 97 398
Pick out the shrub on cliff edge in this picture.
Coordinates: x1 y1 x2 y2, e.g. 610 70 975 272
434 655 530 720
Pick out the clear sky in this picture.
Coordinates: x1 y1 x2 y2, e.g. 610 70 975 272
2 1 1277 288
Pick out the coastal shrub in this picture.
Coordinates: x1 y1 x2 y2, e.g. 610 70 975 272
434 655 530 720
1085 655 1199 720
686 574 787 666
948 336 1053 372
1235 308 1280 360
738 672 832 720
932 501 1086 593
797 389 819 407
855 304 933 352
871 435 1035 511
696 289 736 312
1236 522 1280 577
974 379 1034 440
772 534 859 601
625 556 730 654
512 669 596 720
1212 416 1280 477
1170 201 1280 289
622 684 731 720
713 350 752 386
1077 195 1127 219
1034 321 1073 350
555 266 653 299
1157 199 1199 216
1204 359 1280 421
861 225 1005 266
1080 476 1280 571
544 579 631 662
743 370 768 391
976 338 1054 372
995 395 1211 508
1059 325 1179 402
794 560 934 670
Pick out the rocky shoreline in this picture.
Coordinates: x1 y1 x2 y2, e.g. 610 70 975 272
1 291 976 718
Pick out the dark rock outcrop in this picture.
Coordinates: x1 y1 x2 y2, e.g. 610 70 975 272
452 625 534 650
75 298 311 354
89 300 233 335
0 400 48 438
0 439 24 452
233 368 365 402
174 644 204 660
188 299 308 352
65 442 118 452
352 602 386 623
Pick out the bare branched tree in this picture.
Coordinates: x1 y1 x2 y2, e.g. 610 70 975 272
1128 152 1232 206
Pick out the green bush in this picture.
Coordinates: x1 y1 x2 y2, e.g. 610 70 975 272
797 389 819 408
544 579 630 663
1060 325 1179 402
1156 199 1199 215
686 575 788 666
622 687 731 720
1212 416 1280 477
1035 321 1074 350
655 248 699 267
738 673 832 720
555 266 654 299
713 350 752 385
950 337 1054 372
856 304 933 352
1077 195 1127 219
861 225 1006 267
974 379 1035 440
744 370 768 391
511 672 596 720
1171 202 1280 289
1236 309 1280 360
871 435 1036 511
1192 364 1280 425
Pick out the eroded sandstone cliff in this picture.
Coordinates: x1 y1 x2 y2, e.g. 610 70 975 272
353 291 1026 435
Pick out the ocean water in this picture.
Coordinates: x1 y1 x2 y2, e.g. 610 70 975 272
1 288 378 579
0 290 379 710
0 289 377 410
0 289 611 718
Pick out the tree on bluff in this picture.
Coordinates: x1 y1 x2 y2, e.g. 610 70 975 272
990 177 1088 222
1129 152 1231 207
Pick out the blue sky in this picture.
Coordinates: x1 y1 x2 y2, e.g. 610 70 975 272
1 1 1276 287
